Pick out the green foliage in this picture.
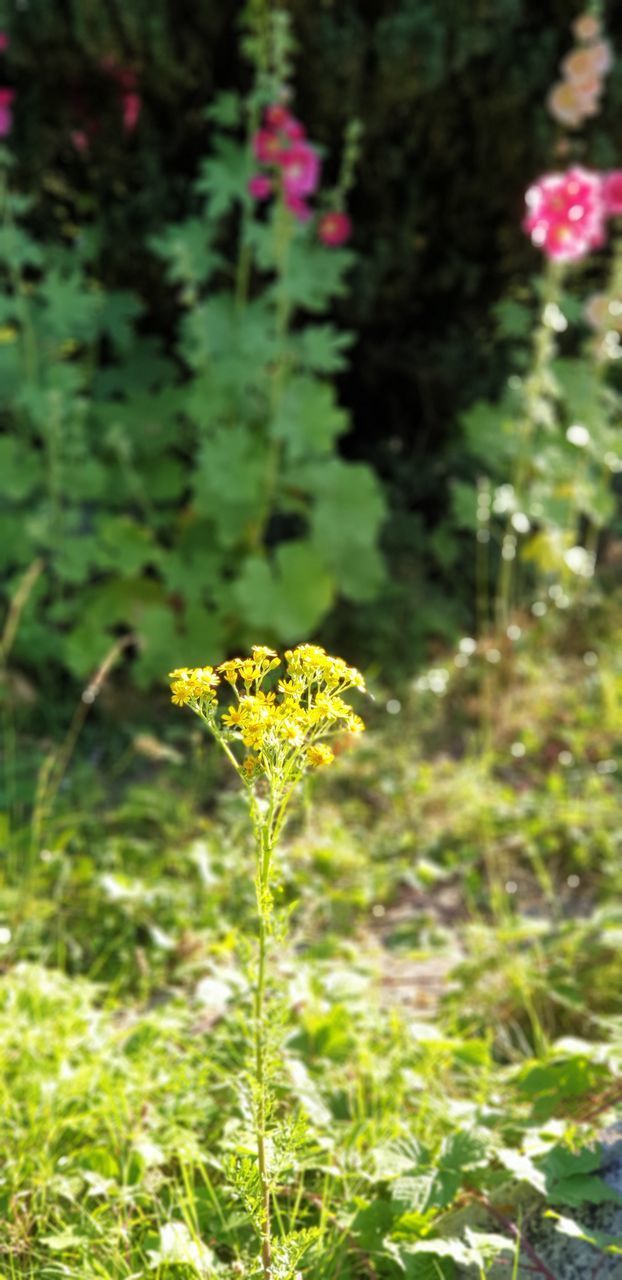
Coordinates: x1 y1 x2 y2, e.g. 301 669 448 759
3 0 612 668
0 56 385 688
1 604 622 1277
455 265 622 619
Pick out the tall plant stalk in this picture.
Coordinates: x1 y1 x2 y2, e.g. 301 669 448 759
169 644 366 1279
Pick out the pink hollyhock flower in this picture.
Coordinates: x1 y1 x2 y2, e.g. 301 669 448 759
281 115 305 142
603 171 622 216
547 82 582 127
117 67 138 91
71 129 89 154
583 292 621 332
573 13 601 43
265 103 290 130
562 43 611 85
0 33 9 53
253 128 284 166
248 173 272 200
285 192 312 222
523 167 605 261
318 210 352 246
0 86 15 137
264 104 305 141
122 90 141 131
281 142 320 197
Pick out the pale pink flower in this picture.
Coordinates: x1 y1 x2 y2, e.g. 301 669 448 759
588 39 613 75
547 81 585 128
0 86 14 137
562 44 610 85
318 210 352 246
584 292 615 332
122 90 141 131
281 142 320 197
252 128 284 166
603 171 622 216
524 167 605 261
573 13 601 43
248 173 272 200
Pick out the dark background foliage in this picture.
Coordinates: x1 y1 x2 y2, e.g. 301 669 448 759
2 0 621 666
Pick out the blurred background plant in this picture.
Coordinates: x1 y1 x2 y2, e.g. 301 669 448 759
1 0 622 697
0 3 383 696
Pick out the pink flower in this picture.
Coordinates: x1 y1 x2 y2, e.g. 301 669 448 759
264 104 290 130
281 115 305 142
71 129 89 154
523 167 605 261
252 128 285 166
573 13 601 43
318 210 352 246
562 44 610 85
264 104 305 141
285 192 312 222
248 173 272 200
122 90 141 131
0 33 9 53
603 171 622 216
281 142 320 198
0 86 15 137
547 79 597 128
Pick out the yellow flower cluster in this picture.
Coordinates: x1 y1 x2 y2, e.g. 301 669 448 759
169 666 220 706
168 644 365 776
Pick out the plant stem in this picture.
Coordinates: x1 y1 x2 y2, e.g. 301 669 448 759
255 817 273 1278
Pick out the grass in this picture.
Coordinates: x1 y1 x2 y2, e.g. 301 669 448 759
1 597 622 1278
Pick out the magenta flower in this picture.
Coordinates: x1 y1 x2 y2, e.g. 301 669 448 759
318 211 352 246
248 173 272 201
523 167 605 261
0 33 9 53
264 104 306 141
603 171 622 216
122 90 141 132
285 192 312 222
253 128 284 166
0 87 14 137
264 104 290 130
281 142 320 198
281 116 305 142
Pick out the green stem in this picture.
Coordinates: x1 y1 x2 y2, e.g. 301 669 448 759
250 198 293 551
496 261 564 625
255 818 273 1279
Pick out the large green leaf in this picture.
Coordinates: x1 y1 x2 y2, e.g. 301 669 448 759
272 376 347 461
232 540 335 637
306 460 386 601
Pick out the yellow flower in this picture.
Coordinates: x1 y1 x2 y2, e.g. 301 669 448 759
251 646 278 661
278 717 305 746
219 659 247 685
170 679 194 706
168 665 219 705
242 755 261 778
192 666 220 693
278 678 303 697
307 744 335 768
238 660 261 685
222 705 245 728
